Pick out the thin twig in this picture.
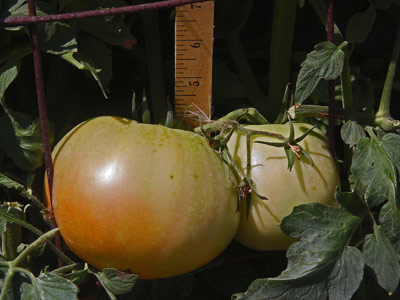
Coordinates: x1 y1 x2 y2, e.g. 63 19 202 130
0 0 208 25
327 0 336 155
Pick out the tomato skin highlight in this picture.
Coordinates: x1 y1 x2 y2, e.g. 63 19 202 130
227 123 339 251
45 117 240 279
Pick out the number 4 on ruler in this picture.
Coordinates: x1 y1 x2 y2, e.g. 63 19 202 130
175 1 214 127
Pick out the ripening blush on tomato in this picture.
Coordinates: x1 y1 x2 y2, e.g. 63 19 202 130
227 123 339 251
44 117 240 279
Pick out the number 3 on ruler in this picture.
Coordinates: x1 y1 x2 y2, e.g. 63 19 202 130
175 1 214 127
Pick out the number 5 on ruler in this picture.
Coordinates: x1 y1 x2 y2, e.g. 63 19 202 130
175 1 214 127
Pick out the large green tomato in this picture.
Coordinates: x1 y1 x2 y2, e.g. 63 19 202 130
227 123 339 250
44 116 240 279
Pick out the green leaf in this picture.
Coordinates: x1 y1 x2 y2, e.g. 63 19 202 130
0 203 25 235
295 41 347 104
350 137 397 207
232 203 362 300
95 268 137 296
379 201 400 254
22 272 79 300
327 246 364 300
346 4 376 44
0 0 26 15
0 111 52 171
0 58 20 99
80 14 136 49
58 269 89 285
0 174 44 208
60 52 108 98
340 120 366 148
0 266 30 300
39 22 78 55
78 33 113 92
363 225 400 295
381 133 400 174
335 190 368 217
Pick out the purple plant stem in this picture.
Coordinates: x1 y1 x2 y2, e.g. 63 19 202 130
327 0 335 155
27 0 63 267
1 0 207 25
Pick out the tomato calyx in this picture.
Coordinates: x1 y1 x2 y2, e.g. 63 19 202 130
195 108 318 214
254 118 316 171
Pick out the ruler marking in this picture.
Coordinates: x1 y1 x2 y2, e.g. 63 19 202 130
175 1 214 126
176 76 202 79
176 39 203 42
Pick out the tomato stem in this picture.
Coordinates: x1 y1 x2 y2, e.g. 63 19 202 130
267 0 297 122
375 21 400 127
327 0 336 155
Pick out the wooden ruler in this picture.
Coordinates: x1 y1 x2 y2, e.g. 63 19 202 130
175 1 214 127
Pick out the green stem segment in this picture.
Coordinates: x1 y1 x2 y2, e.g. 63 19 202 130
0 228 60 300
226 32 266 114
376 21 400 119
140 10 167 123
267 0 297 122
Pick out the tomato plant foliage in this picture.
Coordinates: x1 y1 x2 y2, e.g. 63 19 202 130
1 0 400 299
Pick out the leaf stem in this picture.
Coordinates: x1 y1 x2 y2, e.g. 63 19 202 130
226 32 266 114
13 228 60 266
0 229 60 299
327 0 335 155
0 268 15 300
376 21 400 120
140 10 167 123
267 0 297 122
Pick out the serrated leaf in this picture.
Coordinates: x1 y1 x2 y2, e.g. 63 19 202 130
0 58 20 98
58 269 89 285
21 272 79 300
39 21 77 55
0 0 26 16
363 225 400 294
381 133 400 174
0 111 52 171
60 52 108 98
233 204 362 300
0 203 25 235
295 41 347 104
346 4 376 44
379 201 400 254
340 120 366 147
327 246 364 300
0 266 30 300
78 33 113 92
0 174 43 208
95 268 137 296
80 14 136 49
351 137 397 207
